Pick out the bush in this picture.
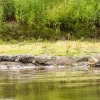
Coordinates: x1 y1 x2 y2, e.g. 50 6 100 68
0 0 100 40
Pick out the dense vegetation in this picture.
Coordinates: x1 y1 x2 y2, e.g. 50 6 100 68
0 0 100 41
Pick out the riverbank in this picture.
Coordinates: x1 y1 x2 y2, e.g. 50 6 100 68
0 40 100 71
0 40 100 56
0 54 100 71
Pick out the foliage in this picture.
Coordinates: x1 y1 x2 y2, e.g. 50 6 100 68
0 0 3 26
0 0 100 40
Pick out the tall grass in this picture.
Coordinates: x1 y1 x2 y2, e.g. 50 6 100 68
0 0 100 40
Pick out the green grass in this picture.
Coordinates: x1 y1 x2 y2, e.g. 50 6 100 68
0 40 100 56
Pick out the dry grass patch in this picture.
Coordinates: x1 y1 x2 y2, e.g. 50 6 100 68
0 40 100 56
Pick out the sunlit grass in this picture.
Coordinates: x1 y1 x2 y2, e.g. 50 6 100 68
0 40 100 56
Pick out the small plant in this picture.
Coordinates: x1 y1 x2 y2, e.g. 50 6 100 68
0 39 5 44
76 41 81 53
75 37 84 53
42 42 49 54
66 34 71 53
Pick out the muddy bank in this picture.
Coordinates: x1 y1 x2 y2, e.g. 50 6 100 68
0 54 77 65
0 54 100 71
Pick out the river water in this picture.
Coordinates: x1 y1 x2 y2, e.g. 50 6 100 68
0 68 100 100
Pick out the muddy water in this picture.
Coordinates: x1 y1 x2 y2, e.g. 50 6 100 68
0 67 100 100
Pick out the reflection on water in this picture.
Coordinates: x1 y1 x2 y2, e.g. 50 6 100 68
0 68 100 100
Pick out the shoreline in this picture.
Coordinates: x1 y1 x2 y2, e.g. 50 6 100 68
0 54 100 71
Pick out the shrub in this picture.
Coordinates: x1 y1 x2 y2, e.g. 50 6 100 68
0 0 100 40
